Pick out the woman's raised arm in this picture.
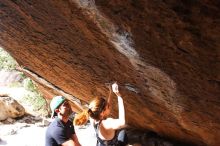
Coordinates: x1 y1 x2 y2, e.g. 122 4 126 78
106 83 125 130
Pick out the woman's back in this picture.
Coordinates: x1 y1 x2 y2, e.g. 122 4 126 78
93 118 118 140
93 119 121 146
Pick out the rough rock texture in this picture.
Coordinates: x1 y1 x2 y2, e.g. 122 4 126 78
0 96 25 121
0 0 219 145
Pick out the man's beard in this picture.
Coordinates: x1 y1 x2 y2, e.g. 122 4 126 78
61 108 72 117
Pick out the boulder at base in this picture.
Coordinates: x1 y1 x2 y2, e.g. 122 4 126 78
0 96 25 121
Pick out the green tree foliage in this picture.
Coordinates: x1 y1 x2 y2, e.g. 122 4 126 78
0 47 17 70
0 47 48 116
23 78 37 92
22 78 47 114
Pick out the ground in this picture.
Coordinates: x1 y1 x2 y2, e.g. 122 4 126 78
0 116 97 146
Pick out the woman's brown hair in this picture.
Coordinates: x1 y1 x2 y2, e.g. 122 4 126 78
74 97 107 125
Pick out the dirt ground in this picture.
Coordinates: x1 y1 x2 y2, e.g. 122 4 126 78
0 115 179 146
0 116 97 146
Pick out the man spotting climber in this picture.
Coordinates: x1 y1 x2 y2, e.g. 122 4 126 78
45 96 81 146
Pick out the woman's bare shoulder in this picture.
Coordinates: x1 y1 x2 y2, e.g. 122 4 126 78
102 117 126 130
102 118 117 129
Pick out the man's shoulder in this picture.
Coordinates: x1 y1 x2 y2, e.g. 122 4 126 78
47 119 62 131
48 118 58 126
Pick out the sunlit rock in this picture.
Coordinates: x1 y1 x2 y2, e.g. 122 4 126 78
0 96 25 121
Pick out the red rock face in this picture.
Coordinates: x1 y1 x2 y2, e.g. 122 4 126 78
0 0 219 145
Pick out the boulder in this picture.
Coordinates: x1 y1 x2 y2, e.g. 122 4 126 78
0 70 22 87
0 96 25 121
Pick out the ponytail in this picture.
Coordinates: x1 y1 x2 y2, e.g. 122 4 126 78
74 109 90 126
74 97 107 125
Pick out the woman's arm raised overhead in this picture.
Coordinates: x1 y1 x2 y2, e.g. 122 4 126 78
104 83 126 130
106 83 112 112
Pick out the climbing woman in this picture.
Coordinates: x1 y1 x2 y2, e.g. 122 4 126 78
74 82 127 146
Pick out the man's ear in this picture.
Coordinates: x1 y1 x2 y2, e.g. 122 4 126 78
55 108 59 114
